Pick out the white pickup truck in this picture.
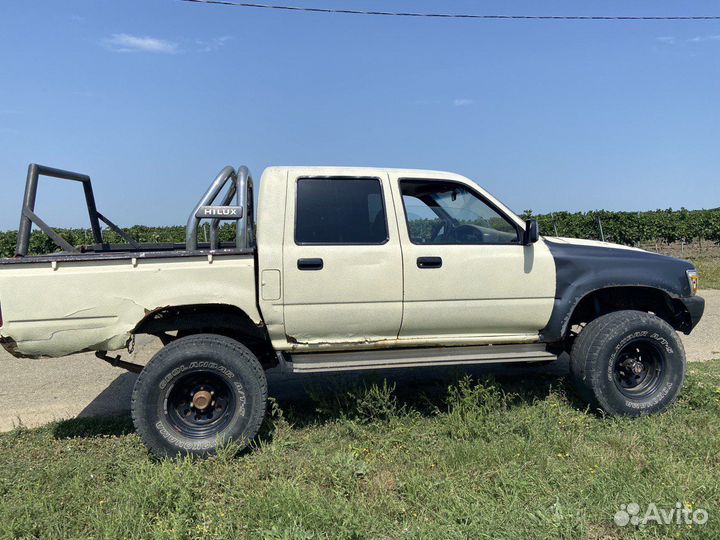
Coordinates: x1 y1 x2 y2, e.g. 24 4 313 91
0 163 704 457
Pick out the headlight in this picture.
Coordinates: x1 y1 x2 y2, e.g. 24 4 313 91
686 269 699 296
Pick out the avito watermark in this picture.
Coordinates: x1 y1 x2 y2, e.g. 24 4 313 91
614 502 708 527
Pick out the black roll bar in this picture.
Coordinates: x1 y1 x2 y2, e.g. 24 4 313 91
15 164 139 256
14 162 253 257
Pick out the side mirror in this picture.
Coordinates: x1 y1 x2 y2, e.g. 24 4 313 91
523 219 539 245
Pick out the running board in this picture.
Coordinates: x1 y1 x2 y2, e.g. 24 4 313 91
287 343 557 374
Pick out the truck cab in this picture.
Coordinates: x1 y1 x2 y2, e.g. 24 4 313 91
257 167 555 353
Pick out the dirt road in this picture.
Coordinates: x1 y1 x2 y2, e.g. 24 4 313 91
1 290 718 431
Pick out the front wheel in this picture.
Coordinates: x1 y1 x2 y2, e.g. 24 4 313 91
131 334 268 458
569 310 685 416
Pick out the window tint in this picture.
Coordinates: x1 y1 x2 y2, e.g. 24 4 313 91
400 180 519 245
295 178 388 244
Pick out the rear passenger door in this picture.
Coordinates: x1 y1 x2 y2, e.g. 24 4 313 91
282 172 403 347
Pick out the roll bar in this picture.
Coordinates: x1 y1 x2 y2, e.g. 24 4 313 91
14 162 254 257
15 164 139 256
185 165 254 251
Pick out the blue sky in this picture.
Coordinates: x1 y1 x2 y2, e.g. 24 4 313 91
0 0 718 230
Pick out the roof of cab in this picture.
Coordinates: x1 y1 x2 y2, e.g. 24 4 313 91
262 165 462 178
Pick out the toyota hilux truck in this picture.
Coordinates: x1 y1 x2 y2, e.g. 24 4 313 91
0 163 705 457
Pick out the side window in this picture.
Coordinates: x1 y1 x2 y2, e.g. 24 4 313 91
400 180 520 245
295 177 389 244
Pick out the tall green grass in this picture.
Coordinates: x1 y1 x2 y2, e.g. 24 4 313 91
1 361 720 539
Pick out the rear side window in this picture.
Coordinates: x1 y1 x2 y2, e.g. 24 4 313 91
295 177 388 244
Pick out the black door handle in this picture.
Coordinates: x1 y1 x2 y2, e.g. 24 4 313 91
297 258 324 271
417 256 442 269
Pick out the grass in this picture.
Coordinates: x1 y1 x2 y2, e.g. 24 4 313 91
2 362 720 540
690 257 720 290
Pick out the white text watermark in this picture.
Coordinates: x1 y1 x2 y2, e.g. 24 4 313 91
614 502 708 527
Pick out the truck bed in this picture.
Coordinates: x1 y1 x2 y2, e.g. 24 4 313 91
0 249 258 358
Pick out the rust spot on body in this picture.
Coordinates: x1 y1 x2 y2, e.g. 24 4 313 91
0 336 18 355
0 336 38 359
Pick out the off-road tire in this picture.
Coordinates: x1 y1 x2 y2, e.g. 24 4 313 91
570 310 685 416
131 334 267 458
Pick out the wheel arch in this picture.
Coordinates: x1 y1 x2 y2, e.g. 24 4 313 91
542 240 699 345
544 285 694 344
132 303 277 368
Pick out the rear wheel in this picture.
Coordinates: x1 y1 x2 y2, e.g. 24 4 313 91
131 334 267 458
569 310 685 416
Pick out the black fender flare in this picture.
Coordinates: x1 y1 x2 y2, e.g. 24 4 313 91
540 240 697 342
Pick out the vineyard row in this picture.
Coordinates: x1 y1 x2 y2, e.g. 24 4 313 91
0 207 719 258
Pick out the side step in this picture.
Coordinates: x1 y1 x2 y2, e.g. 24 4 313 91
287 343 557 374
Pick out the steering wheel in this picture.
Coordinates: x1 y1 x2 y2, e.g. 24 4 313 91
450 224 485 243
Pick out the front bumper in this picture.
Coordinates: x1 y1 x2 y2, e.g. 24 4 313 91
677 295 705 333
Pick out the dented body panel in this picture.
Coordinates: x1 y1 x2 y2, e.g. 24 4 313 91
0 252 259 357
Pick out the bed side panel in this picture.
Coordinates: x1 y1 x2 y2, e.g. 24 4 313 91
0 254 258 358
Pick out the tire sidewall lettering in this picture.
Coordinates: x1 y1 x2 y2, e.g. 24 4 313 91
159 361 236 390
154 420 221 451
622 380 673 409
234 382 247 417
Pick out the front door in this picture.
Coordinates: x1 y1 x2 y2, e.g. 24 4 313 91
282 171 403 347
389 173 556 343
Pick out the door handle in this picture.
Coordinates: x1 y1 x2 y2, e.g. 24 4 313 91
297 258 324 271
417 256 442 269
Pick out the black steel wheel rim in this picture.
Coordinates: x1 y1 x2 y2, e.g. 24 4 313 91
613 339 664 398
165 370 235 438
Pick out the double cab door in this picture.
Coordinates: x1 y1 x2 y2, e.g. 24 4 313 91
281 171 404 345
280 169 555 349
386 171 555 342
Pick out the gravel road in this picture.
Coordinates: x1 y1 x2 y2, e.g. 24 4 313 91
1 289 718 432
